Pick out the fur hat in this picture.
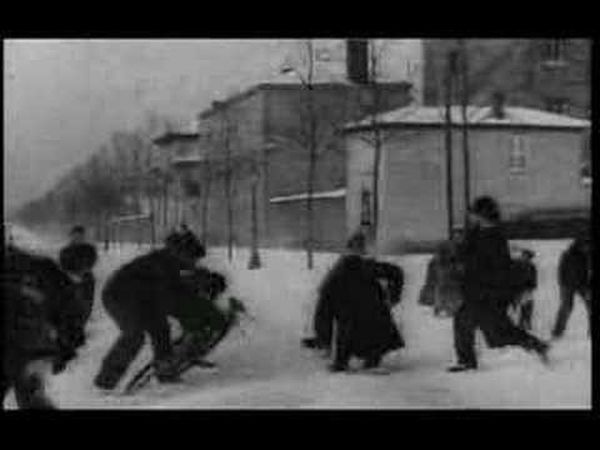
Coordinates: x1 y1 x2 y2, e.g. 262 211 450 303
70 225 85 235
346 232 366 253
468 196 501 223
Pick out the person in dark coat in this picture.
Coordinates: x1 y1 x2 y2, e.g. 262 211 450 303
418 236 464 317
551 233 591 339
507 249 537 331
93 229 233 390
448 196 550 372
3 245 84 409
303 232 405 372
59 225 98 341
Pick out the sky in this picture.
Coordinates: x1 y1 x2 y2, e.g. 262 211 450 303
3 39 291 214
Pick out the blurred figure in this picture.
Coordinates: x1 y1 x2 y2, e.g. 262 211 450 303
418 234 464 318
303 232 405 373
552 233 591 339
94 228 241 391
507 248 537 331
59 225 98 344
448 196 550 372
3 245 84 409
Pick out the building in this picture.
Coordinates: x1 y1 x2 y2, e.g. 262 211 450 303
423 39 591 118
190 81 412 251
158 40 420 251
344 103 591 254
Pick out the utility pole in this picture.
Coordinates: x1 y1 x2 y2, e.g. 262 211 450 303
445 50 458 239
201 158 212 248
369 39 383 255
459 39 471 229
306 39 316 270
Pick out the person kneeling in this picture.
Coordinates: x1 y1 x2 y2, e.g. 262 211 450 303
303 232 405 373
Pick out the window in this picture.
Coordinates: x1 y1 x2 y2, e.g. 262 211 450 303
360 188 372 226
509 135 527 174
543 39 567 62
545 98 571 115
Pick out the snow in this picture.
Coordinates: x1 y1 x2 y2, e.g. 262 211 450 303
345 105 591 130
270 188 347 204
4 228 591 409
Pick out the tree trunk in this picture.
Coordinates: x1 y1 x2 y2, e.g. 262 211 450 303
445 51 456 239
201 162 212 248
305 40 315 270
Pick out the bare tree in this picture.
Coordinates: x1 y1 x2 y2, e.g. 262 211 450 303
277 39 353 268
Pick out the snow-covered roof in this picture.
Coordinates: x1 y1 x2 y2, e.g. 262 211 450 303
152 132 199 147
270 188 346 204
171 156 206 167
110 214 152 223
345 105 591 131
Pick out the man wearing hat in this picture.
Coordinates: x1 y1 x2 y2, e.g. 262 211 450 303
449 196 550 372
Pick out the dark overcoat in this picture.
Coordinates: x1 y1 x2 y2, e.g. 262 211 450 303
460 225 528 347
102 248 226 340
315 255 404 360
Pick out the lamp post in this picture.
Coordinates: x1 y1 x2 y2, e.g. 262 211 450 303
280 39 317 270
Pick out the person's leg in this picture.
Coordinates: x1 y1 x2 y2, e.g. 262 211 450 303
13 362 56 409
94 330 145 390
581 288 591 338
363 353 382 369
483 304 549 363
450 304 478 370
552 284 575 339
330 320 352 372
313 295 334 349
519 291 534 331
80 274 96 325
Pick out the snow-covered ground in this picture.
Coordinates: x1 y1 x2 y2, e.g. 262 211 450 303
4 228 591 409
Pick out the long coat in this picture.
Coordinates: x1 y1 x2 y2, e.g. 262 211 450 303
418 241 464 315
102 248 227 344
3 245 83 377
459 225 529 347
314 255 405 360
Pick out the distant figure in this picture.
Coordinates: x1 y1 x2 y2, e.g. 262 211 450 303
448 196 550 372
3 245 85 408
552 234 592 339
303 232 405 373
59 225 98 344
507 249 537 331
418 236 464 317
94 229 240 390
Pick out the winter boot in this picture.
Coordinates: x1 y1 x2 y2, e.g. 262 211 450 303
531 340 551 366
447 362 478 373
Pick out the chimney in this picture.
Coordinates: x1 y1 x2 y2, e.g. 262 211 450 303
492 91 506 119
346 39 369 84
